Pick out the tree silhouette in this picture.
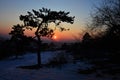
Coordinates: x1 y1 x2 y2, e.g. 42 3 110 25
9 24 26 58
84 0 120 73
19 8 75 67
82 33 92 43
91 0 120 38
90 0 120 51
9 24 25 39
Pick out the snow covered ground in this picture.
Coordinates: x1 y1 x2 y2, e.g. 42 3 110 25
0 51 119 80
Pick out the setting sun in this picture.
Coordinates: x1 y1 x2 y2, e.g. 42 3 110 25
53 35 57 40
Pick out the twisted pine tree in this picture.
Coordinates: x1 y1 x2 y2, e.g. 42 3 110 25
19 8 75 67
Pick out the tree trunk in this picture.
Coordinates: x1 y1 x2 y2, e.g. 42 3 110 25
36 36 42 67
35 21 43 67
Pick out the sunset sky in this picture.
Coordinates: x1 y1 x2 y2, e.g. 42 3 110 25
0 0 101 42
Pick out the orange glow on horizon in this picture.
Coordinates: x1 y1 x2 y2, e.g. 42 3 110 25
0 27 11 36
24 28 76 41
0 24 83 42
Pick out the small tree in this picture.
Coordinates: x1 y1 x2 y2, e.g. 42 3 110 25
9 24 26 58
19 8 75 67
9 24 25 39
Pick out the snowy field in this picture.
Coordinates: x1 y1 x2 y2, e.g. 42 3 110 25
0 51 119 80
